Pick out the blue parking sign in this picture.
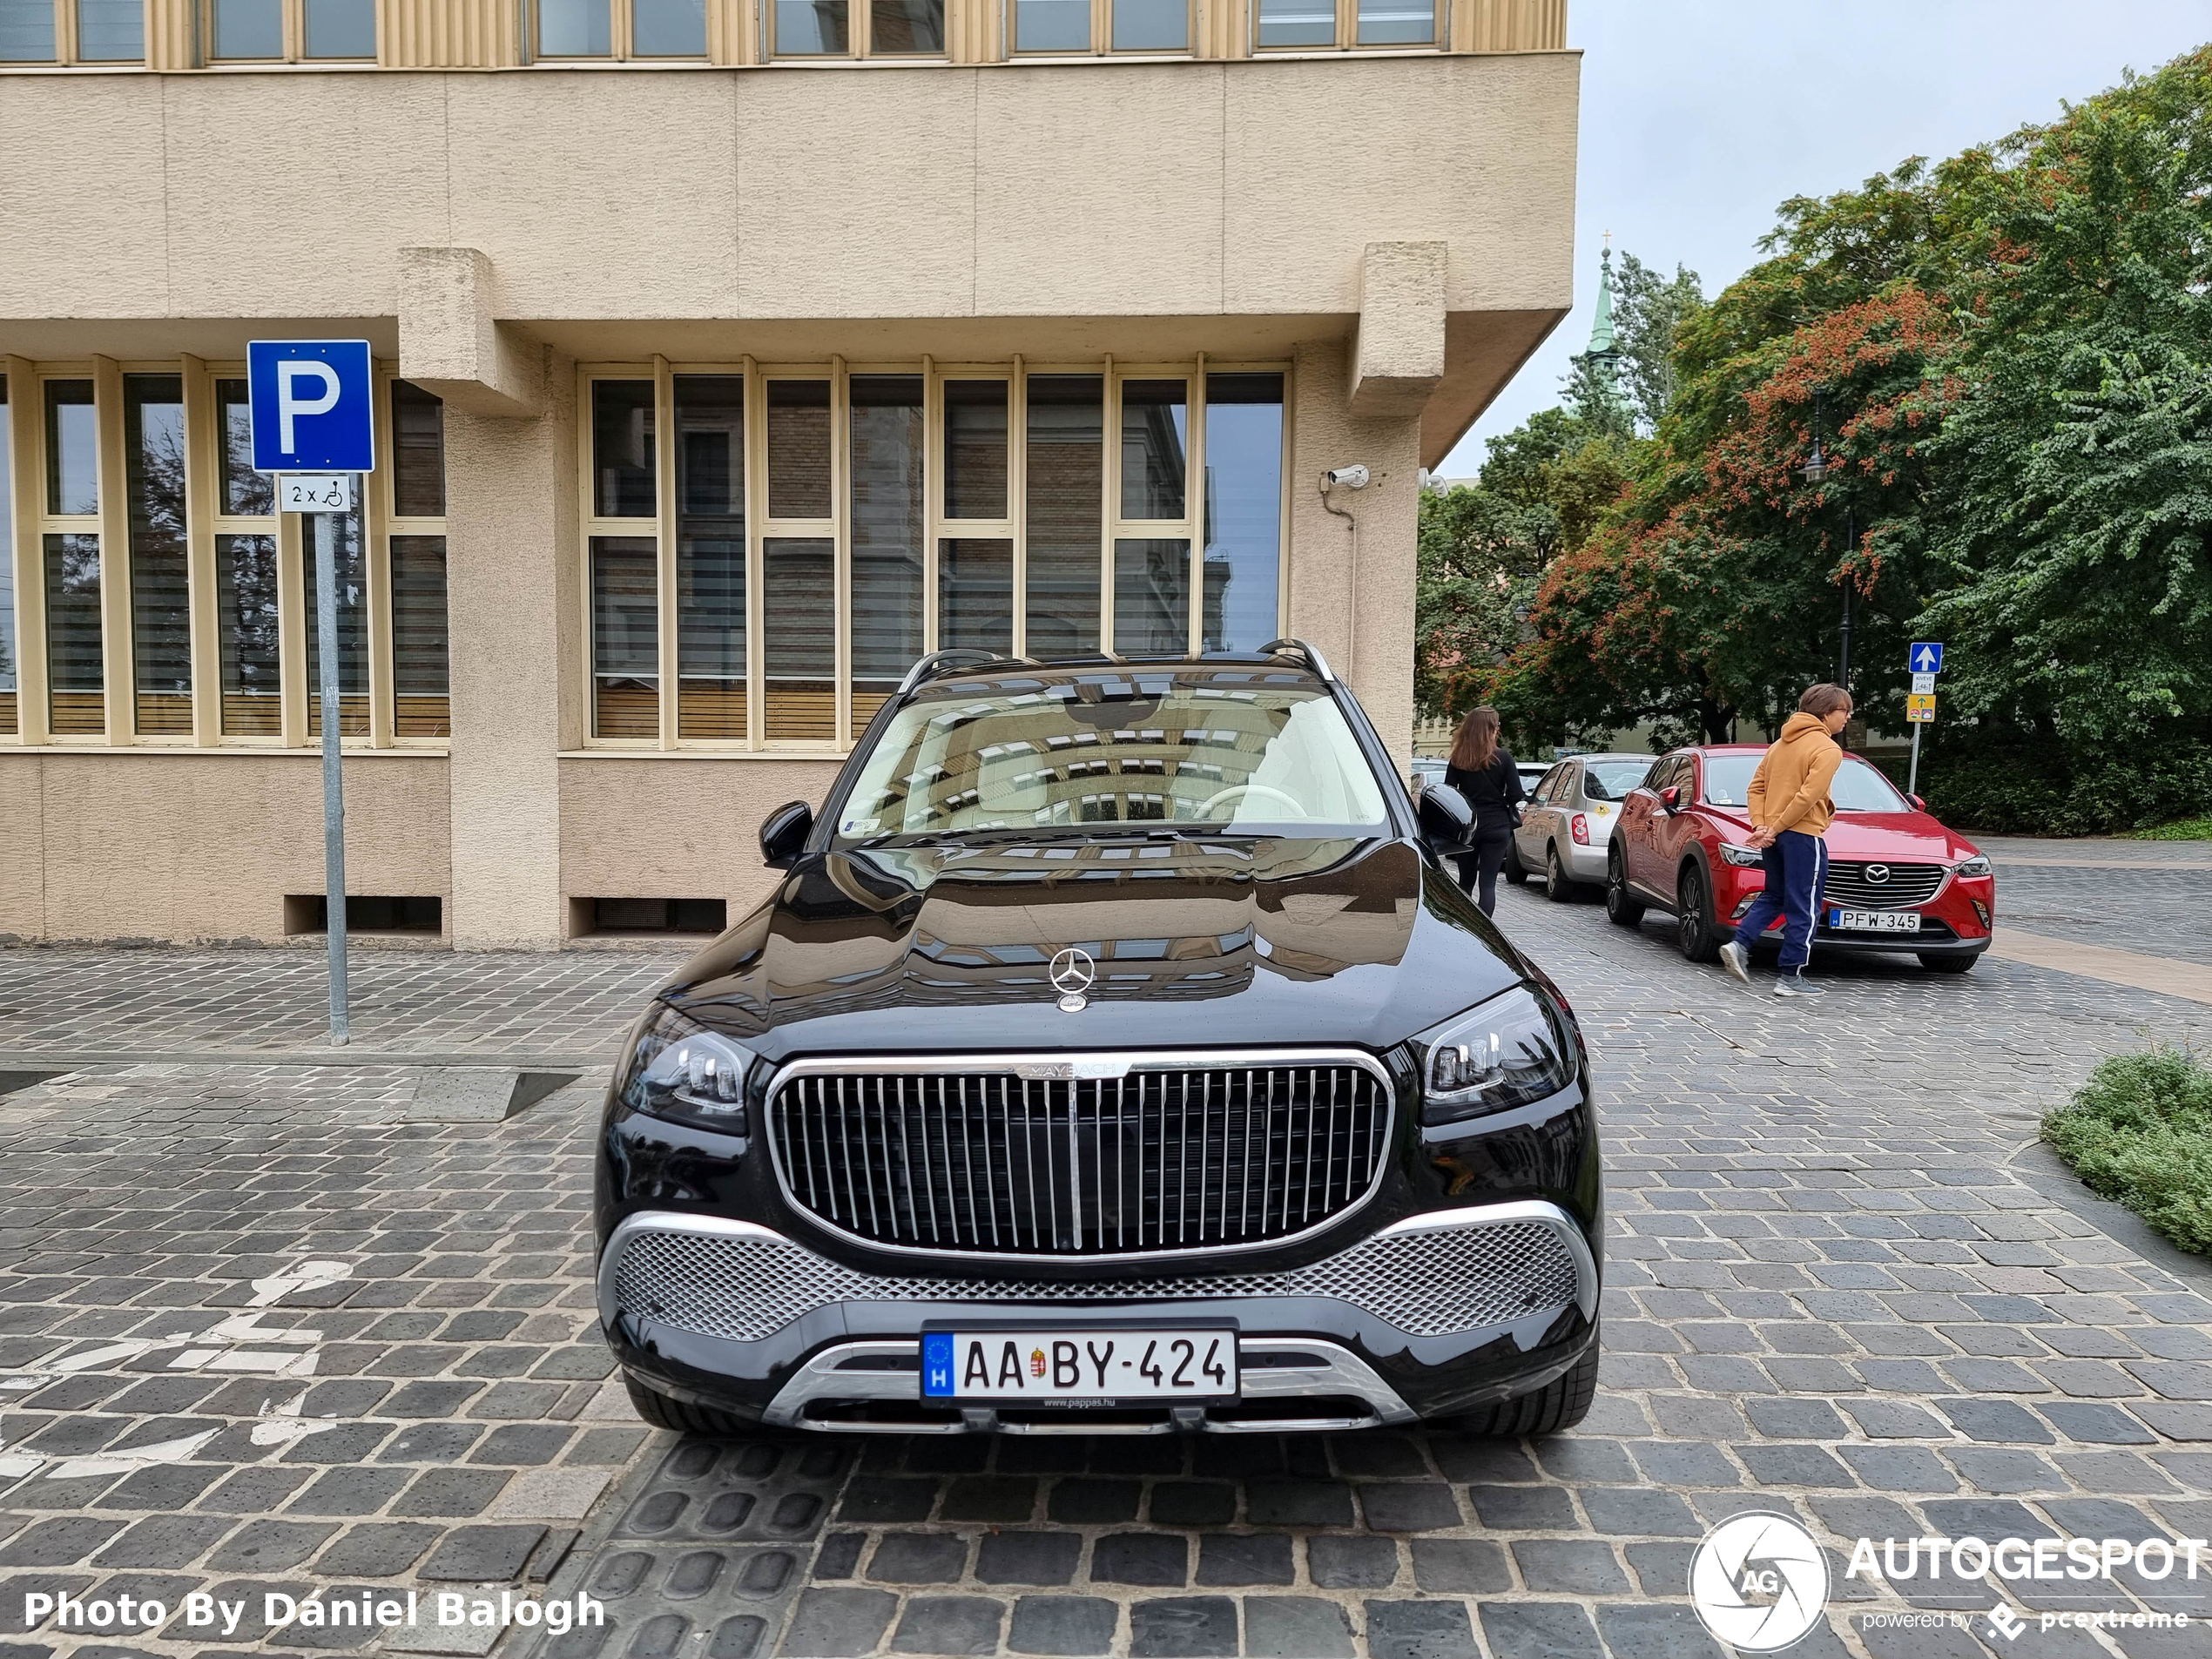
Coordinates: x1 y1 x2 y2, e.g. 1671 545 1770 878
246 340 376 474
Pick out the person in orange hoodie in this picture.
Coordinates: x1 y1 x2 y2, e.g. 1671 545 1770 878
1719 684 1852 997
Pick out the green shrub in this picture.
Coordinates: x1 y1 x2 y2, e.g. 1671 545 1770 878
2131 814 2212 840
2042 1047 2212 1258
1909 728 2212 836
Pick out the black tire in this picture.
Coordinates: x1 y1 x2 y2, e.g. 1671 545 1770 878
624 1373 772 1439
1919 952 1979 974
1448 1338 1600 1438
1503 841 1529 885
1676 864 1722 963
1605 847 1646 928
1544 846 1576 904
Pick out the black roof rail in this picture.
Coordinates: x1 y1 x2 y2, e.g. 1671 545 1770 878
1258 637 1339 684
896 648 1035 695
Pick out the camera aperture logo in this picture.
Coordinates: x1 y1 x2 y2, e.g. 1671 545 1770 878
1690 1513 1831 1652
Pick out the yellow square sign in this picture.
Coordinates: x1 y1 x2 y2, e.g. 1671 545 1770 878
1906 693 1936 724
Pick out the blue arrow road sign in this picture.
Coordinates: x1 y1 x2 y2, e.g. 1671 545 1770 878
246 340 376 474
1910 642 1945 674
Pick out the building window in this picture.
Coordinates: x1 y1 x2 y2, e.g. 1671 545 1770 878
537 0 708 58
0 0 143 62
1013 0 1184 53
579 361 1287 752
772 0 942 57
210 0 376 62
1255 0 1437 49
124 374 192 737
2 365 444 749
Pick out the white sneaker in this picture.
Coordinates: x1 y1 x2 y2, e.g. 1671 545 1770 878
1772 972 1825 997
1719 942 1753 988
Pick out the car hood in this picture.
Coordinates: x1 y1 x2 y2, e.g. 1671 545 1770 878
659 836 1529 1060
1698 806 1981 862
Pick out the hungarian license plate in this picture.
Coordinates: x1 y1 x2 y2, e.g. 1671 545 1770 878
1828 907 1920 933
921 1329 1237 1402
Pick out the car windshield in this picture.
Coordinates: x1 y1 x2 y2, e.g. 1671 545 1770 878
1702 753 1908 812
1580 762 1653 801
833 671 1393 844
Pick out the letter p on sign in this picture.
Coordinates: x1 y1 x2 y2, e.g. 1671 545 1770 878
246 340 376 475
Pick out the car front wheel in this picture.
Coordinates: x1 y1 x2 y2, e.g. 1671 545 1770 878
1605 847 1646 928
1676 864 1722 962
1444 1336 1599 1437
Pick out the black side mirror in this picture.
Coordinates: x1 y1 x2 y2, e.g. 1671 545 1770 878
759 800 814 869
1418 782 1474 853
1659 786 1682 813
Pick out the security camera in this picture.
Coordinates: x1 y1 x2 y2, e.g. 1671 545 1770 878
1322 465 1372 489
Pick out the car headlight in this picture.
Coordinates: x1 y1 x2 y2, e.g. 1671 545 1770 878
620 1002 756 1136
1415 984 1575 1126
1952 854 1993 877
1716 843 1765 867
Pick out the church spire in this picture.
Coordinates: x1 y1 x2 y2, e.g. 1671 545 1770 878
1572 233 1633 423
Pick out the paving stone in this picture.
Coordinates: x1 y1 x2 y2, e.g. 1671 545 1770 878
868 1533 969 1585
1242 1596 1355 1659
1241 1479 1353 1528
1580 1487 1703 1536
88 1514 230 1569
1467 1483 1577 1529
1046 1479 1139 1524
309 1521 441 1577
977 1530 1079 1592
1005 1595 1119 1656
416 1523 546 1581
1089 1532 1188 1587
2039 1402 2159 1444
887 1595 1005 1656
1192 1533 1291 1586
1127 1596 1236 1659
1305 1534 1399 1589
1594 1602 1728 1658
779 1587 896 1657
1366 1598 1481 1659
1511 1536 1631 1595
205 1519 336 1572
1408 1536 1511 1592
0 1516 128 1567
1148 1483 1235 1527
1477 1601 1605 1659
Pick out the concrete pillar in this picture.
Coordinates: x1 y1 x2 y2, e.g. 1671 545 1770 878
1287 338 1424 768
1349 242 1447 419
442 353 579 951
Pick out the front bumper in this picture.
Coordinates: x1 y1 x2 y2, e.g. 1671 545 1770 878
598 1201 1599 1433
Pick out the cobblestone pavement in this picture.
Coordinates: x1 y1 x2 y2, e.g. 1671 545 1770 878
3 851 2212 1659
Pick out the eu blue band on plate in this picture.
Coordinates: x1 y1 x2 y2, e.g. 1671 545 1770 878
922 1332 956 1397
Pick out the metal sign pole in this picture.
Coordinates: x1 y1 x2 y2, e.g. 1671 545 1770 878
314 508 350 1046
1907 723 1924 799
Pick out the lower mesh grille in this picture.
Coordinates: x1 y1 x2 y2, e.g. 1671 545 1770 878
611 1217 1584 1343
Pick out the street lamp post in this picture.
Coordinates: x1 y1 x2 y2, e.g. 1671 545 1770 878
1800 393 1852 691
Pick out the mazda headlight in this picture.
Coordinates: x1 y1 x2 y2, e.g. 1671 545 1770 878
620 1002 756 1136
1952 854 1993 877
1415 985 1575 1126
1716 843 1764 867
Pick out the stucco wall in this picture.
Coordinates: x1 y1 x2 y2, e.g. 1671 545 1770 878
559 758 846 931
0 752 451 944
0 57 1576 334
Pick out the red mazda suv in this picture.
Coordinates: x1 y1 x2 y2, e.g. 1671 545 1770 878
1606 745 1995 973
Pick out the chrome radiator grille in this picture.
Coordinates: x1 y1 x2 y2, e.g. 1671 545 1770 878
768 1061 1391 1256
1823 860 1946 910
612 1217 1584 1342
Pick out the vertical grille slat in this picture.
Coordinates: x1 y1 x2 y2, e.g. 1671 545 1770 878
770 1058 1390 1257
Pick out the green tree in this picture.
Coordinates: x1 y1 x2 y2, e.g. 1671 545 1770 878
1612 252 1705 429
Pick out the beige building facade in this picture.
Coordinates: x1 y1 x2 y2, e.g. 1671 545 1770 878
0 0 1578 949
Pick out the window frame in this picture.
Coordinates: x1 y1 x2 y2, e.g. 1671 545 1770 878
1250 0 1441 52
203 0 380 64
766 0 948 60
0 355 444 752
1008 0 1196 56
576 355 1291 757
534 0 714 61
0 0 145 65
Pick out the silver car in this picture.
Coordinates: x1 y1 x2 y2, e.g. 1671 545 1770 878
1508 754 1656 900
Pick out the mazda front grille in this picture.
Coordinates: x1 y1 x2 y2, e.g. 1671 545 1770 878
1822 860 1946 909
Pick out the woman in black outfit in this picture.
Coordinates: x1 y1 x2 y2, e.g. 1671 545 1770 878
1443 705 1526 916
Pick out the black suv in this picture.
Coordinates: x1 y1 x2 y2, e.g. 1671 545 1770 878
596 644 1600 1437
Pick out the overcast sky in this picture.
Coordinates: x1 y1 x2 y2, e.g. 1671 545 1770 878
1438 2 2209 478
